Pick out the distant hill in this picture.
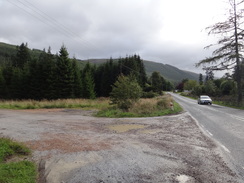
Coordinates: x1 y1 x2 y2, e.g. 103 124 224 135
0 42 44 62
0 42 199 83
143 60 199 83
83 58 200 83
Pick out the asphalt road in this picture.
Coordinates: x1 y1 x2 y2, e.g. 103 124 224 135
170 92 244 179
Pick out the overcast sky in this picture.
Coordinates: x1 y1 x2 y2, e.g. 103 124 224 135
1 0 230 77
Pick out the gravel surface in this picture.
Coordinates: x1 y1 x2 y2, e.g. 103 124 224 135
0 109 242 183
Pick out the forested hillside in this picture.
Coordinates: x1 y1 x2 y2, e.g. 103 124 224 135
0 42 199 83
143 61 199 83
82 59 200 83
0 43 175 100
1 42 242 106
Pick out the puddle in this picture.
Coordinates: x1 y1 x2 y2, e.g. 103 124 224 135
107 124 146 133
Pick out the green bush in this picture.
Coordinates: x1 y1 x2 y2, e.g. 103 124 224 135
98 95 183 118
110 74 142 110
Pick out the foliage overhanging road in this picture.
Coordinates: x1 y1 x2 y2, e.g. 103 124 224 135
170 92 244 179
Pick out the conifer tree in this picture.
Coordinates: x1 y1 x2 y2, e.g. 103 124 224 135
27 59 41 99
10 68 23 99
1 66 13 99
199 73 203 85
72 58 82 98
0 68 6 97
83 71 96 99
37 47 57 99
55 45 74 98
118 55 147 89
82 62 96 99
150 71 164 94
13 43 30 68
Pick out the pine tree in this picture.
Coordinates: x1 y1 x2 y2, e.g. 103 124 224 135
0 68 6 97
83 71 96 99
1 66 13 99
13 43 30 68
100 58 117 96
82 62 96 99
150 71 164 94
37 47 57 99
55 45 74 98
205 69 214 83
10 68 24 99
118 55 147 89
72 58 82 98
199 73 203 85
27 59 41 99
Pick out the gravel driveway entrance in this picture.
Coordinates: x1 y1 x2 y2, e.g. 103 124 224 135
0 109 242 183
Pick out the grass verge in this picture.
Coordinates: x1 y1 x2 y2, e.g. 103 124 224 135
0 96 182 117
212 101 244 109
96 95 183 118
0 138 37 183
0 98 110 110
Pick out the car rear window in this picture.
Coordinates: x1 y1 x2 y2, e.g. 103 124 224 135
201 96 209 99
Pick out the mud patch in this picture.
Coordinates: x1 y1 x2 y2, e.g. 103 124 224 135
26 133 112 154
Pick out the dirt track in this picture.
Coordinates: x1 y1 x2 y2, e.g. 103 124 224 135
0 109 242 183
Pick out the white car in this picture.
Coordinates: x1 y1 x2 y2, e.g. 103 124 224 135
198 95 212 105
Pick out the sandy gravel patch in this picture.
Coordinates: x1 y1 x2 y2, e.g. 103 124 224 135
0 109 242 183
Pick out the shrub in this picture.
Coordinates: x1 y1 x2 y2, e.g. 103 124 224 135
110 75 142 110
129 99 156 114
156 97 172 110
142 91 159 98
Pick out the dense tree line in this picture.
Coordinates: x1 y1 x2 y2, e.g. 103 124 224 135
0 43 173 100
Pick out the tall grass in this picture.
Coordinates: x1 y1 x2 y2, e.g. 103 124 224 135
97 95 183 117
129 96 172 114
0 96 183 117
0 98 110 110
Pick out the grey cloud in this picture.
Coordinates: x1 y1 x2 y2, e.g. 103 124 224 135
0 0 224 76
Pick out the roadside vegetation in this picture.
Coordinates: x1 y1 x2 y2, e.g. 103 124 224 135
97 95 182 118
194 0 244 106
176 70 243 108
0 95 182 118
179 91 244 109
0 98 110 110
0 43 182 117
0 137 37 183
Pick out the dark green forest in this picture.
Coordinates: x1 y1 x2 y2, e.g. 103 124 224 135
0 43 173 100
